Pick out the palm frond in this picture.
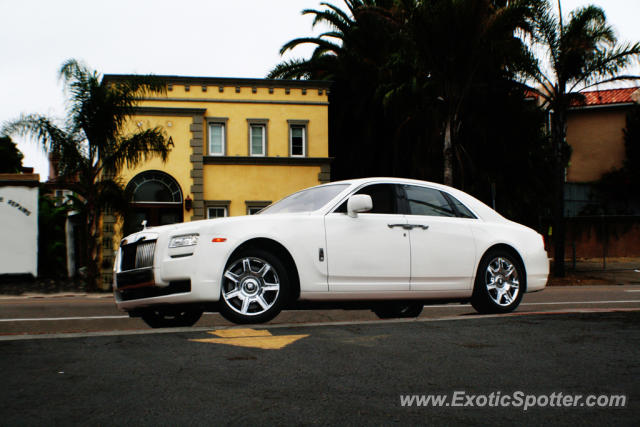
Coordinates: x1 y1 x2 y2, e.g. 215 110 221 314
268 58 314 79
302 7 353 34
279 36 343 56
2 114 72 154
102 127 170 174
568 42 640 91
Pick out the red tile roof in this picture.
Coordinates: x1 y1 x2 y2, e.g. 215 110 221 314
579 87 639 106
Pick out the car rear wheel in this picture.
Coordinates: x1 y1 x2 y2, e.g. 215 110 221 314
372 302 423 319
141 307 203 328
219 249 289 324
471 250 524 314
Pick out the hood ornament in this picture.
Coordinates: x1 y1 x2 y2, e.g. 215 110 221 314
141 220 147 230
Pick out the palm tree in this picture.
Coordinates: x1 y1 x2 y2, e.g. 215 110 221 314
386 0 540 187
270 0 406 179
268 0 388 80
2 59 172 289
527 1 640 276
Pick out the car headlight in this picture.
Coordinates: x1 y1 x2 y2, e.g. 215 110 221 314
168 234 199 248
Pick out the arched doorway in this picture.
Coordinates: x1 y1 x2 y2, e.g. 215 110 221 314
124 171 183 235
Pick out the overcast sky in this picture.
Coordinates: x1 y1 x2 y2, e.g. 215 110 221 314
2 0 639 180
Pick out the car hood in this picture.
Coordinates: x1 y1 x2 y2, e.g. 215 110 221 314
123 212 314 238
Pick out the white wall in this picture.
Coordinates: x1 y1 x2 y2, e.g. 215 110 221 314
0 186 38 276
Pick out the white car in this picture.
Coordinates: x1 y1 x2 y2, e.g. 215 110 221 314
113 178 548 327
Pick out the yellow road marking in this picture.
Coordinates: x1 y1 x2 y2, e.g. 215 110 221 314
190 328 309 349
209 328 271 338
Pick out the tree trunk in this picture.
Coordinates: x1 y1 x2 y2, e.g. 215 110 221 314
443 116 454 186
551 109 567 277
84 200 100 291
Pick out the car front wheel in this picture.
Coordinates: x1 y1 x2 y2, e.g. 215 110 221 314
471 250 524 314
219 249 289 324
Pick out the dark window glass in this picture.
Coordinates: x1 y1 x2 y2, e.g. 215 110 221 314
447 194 477 219
291 126 304 156
404 185 455 217
335 184 399 214
134 181 172 202
248 207 264 215
127 171 182 203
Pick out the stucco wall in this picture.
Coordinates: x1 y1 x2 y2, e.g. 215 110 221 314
566 108 627 183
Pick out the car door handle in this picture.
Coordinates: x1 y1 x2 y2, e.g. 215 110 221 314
387 224 429 230
387 223 429 230
408 224 429 230
388 223 412 230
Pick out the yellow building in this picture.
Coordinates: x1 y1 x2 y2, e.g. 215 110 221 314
100 75 331 288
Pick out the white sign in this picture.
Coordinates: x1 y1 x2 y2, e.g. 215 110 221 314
0 186 38 277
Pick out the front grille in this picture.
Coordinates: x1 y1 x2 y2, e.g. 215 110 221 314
117 280 191 301
116 268 154 288
120 240 156 271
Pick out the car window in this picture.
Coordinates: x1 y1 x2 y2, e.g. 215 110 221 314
445 193 477 219
404 185 456 217
260 184 349 214
334 184 400 214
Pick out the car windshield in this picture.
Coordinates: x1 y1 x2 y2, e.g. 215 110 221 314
259 184 349 214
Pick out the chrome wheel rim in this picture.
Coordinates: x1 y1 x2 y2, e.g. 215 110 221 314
485 257 520 307
222 257 280 316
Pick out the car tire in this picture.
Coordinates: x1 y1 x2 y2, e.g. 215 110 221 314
372 302 423 319
141 307 203 328
471 249 525 314
218 248 290 324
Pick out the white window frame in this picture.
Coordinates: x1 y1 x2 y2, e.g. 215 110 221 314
207 118 227 156
247 118 268 157
288 120 308 157
207 206 227 218
245 200 271 215
250 124 266 156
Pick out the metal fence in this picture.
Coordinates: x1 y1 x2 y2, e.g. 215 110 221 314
541 215 640 272
563 215 640 272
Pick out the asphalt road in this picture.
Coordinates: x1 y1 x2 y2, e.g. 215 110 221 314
1 285 640 335
1 310 638 425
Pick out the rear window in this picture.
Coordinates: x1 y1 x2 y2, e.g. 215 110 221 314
404 185 456 217
446 194 477 219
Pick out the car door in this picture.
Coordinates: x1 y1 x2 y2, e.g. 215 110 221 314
324 183 411 292
401 185 477 291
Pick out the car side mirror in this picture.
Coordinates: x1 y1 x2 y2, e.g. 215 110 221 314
347 194 373 218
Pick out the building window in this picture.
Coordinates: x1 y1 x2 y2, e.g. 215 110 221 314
288 120 308 157
209 123 225 155
206 117 228 156
207 206 227 218
245 200 271 215
250 125 265 156
247 119 268 156
124 170 184 235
